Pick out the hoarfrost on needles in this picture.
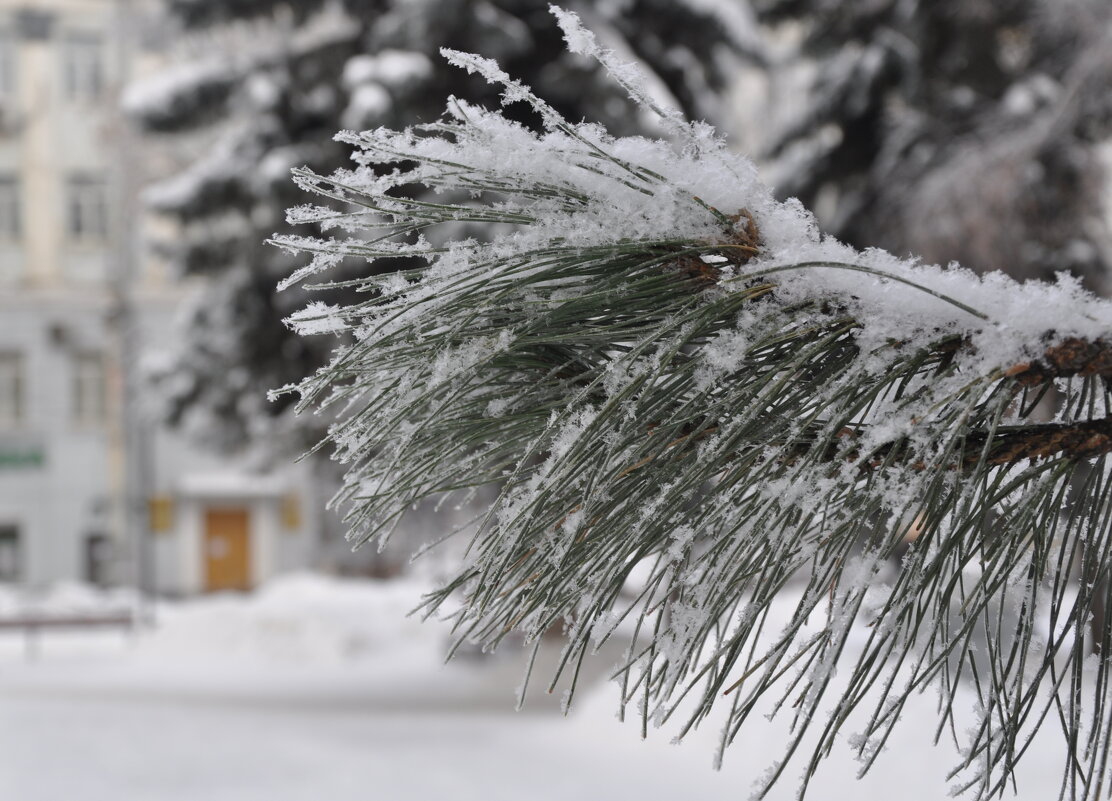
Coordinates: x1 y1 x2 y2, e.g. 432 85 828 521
274 7 1112 800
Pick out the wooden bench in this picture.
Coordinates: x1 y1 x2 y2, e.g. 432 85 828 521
0 611 136 660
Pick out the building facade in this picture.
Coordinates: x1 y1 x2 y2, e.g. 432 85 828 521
0 0 319 595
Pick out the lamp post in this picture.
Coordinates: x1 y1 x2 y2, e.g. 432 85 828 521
111 0 155 623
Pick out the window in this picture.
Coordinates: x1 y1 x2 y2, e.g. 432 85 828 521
0 352 22 426
72 352 107 425
0 525 19 582
0 174 20 238
15 10 54 42
66 174 108 241
0 31 15 97
62 33 103 100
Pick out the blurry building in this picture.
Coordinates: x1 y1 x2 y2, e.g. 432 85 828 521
0 0 319 595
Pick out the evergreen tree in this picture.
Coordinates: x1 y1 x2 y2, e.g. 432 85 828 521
746 0 1112 289
129 0 759 452
279 10 1112 798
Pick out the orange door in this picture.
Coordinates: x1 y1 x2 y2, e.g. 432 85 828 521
203 508 251 591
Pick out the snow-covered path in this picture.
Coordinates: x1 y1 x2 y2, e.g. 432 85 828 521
0 636 767 801
1 692 739 801
0 672 1010 801
0 575 1064 800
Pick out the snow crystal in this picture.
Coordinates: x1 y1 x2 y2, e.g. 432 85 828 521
549 6 597 55
429 331 513 387
440 49 538 109
665 525 696 563
285 301 347 336
550 6 688 136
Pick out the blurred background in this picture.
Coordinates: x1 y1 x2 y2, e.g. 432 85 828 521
0 1 1110 799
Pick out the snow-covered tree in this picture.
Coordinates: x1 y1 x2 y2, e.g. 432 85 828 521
746 0 1112 289
128 0 759 452
278 9 1112 798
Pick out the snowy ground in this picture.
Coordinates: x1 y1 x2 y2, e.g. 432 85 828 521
0 574 1064 800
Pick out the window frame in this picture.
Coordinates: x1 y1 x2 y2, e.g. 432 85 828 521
65 173 109 242
61 31 104 102
0 29 16 98
71 351 107 426
0 173 21 239
0 351 23 427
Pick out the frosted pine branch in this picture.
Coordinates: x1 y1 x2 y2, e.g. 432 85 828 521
275 8 1112 799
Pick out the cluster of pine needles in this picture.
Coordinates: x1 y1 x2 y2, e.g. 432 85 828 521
275 11 1112 799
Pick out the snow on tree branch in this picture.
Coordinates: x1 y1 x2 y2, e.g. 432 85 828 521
275 8 1112 799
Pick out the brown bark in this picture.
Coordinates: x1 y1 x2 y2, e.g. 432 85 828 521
968 417 1112 465
1009 337 1112 386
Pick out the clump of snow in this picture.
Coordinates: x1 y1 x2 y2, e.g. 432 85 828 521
140 573 441 667
0 581 138 618
340 50 434 130
143 129 242 211
122 58 233 119
286 301 347 336
343 50 432 89
343 83 392 128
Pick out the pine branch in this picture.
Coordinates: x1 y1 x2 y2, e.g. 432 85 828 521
1013 337 1112 385
276 9 1112 799
646 331 1112 468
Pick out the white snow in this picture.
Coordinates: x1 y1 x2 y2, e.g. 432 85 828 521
143 129 242 211
285 301 348 336
342 83 392 128
0 575 1065 800
122 59 231 118
343 51 432 89
289 30 1112 375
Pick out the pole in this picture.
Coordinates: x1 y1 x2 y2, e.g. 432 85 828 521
111 0 156 624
